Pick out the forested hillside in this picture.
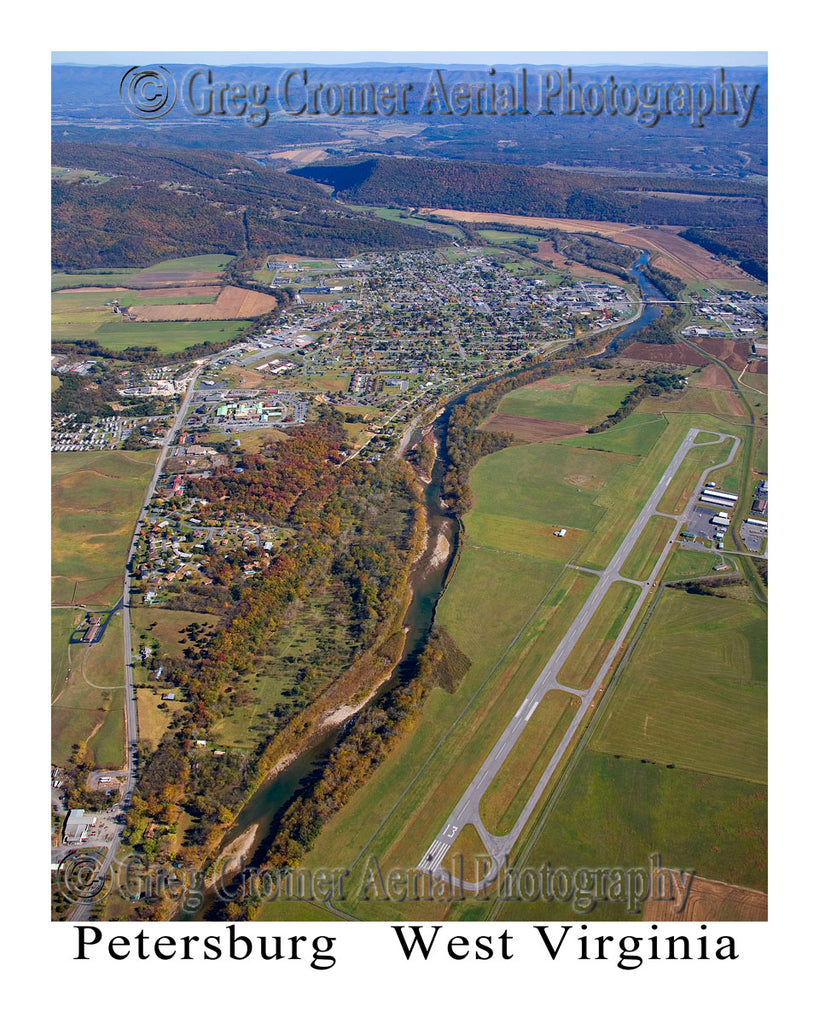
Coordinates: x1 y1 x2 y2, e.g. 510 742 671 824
51 143 445 268
293 156 767 231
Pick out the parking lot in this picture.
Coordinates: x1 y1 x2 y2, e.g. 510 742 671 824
740 521 768 553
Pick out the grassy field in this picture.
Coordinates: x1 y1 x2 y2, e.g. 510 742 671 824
620 515 676 581
94 320 251 352
559 413 667 456
145 255 232 272
446 823 490 870
477 229 542 246
479 690 581 835
136 687 185 751
52 450 157 607
495 752 767 921
557 581 642 690
346 204 465 237
495 381 633 425
466 441 635 534
664 547 725 580
52 270 133 290
131 608 221 657
52 608 82 701
591 588 766 783
52 611 125 768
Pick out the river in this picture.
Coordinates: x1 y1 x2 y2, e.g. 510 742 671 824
608 251 667 346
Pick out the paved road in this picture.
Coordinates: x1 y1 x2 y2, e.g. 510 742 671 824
66 364 206 921
418 427 740 887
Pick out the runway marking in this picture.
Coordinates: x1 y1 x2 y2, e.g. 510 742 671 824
525 700 539 721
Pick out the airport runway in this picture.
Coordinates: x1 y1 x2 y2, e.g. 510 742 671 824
417 427 740 887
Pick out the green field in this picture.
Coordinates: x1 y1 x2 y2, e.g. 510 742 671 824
620 515 675 581
52 450 157 607
591 588 766 782
557 581 642 690
477 229 542 246
52 270 134 290
495 381 633 425
495 752 767 921
86 320 251 352
143 254 232 272
466 441 635 534
559 413 667 456
52 608 82 700
52 289 223 342
480 690 581 835
664 546 725 580
346 204 465 237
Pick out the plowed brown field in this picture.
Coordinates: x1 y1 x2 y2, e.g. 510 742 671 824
480 413 588 442
124 270 223 289
134 286 277 322
621 342 708 366
693 363 733 389
644 875 767 922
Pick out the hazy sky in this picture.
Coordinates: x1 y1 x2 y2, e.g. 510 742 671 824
52 51 767 67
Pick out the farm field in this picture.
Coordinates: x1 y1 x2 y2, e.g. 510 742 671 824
52 449 157 607
558 413 667 456
493 380 633 425
95 320 251 352
590 588 766 783
494 752 767 921
642 876 767 922
52 270 133 290
51 287 221 340
134 285 276 321
620 340 708 366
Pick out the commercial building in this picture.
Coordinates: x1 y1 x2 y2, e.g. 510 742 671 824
701 488 739 502
64 809 97 843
